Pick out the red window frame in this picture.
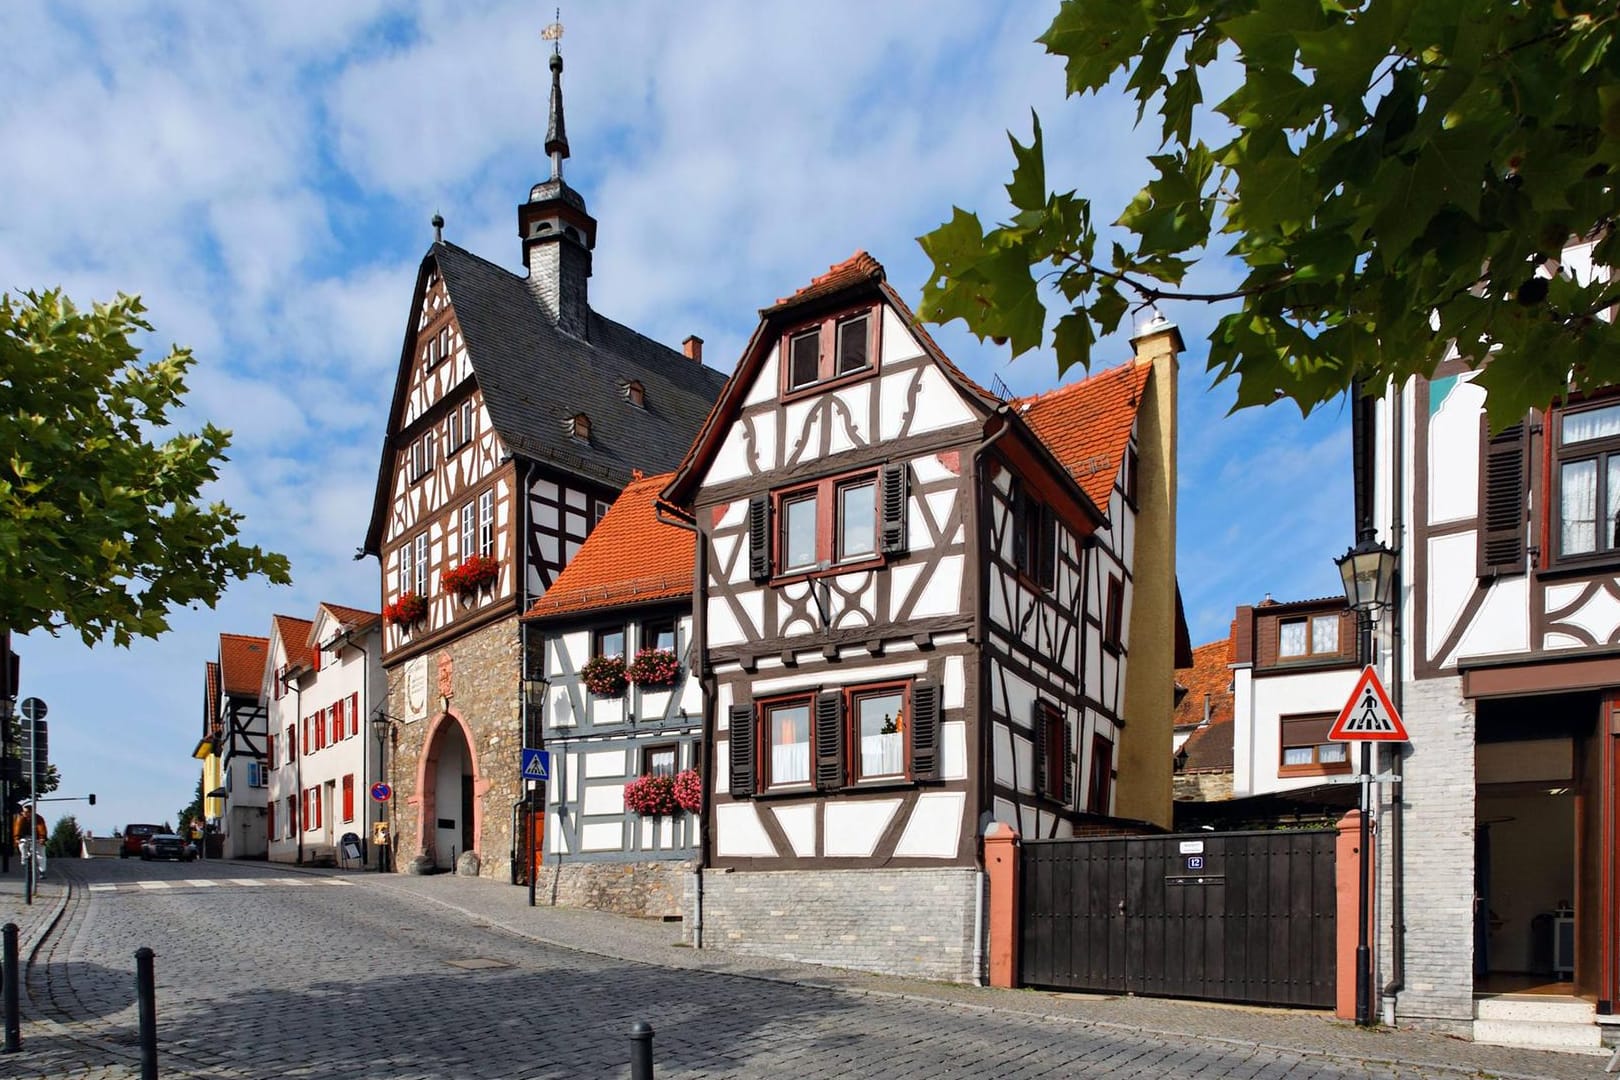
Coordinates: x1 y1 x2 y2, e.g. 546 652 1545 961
342 775 355 823
757 693 816 792
265 732 275 769
349 692 360 738
848 681 911 784
770 470 882 581
778 303 882 400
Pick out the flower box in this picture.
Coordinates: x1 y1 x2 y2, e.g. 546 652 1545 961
580 654 627 697
623 773 679 816
443 555 498 596
384 592 427 626
672 768 702 813
626 647 680 688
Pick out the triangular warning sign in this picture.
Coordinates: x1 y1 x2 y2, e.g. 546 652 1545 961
524 756 547 779
1328 665 1408 742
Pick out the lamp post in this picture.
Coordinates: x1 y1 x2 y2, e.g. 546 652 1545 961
371 713 393 873
1335 532 1397 1027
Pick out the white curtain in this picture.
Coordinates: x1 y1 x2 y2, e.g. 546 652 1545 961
1279 620 1307 657
1562 404 1620 444
1562 459 1598 554
860 733 904 777
772 743 810 785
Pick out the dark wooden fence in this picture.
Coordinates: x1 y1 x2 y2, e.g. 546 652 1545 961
1020 829 1337 1007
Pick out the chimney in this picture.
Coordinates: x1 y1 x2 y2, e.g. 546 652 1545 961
682 335 704 362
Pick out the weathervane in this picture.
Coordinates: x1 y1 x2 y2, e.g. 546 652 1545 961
542 9 563 54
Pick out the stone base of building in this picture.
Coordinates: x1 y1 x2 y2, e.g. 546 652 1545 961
539 857 694 919
696 867 983 983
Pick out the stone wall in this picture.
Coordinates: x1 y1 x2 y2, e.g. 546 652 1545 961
697 867 983 983
1379 673 1475 1035
384 614 523 883
541 858 693 919
1173 771 1234 803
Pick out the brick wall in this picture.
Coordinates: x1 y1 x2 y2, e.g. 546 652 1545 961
543 859 694 919
385 614 522 882
697 868 983 983
1380 673 1476 1034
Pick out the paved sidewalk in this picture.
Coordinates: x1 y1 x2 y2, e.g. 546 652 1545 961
0 857 68 959
355 865 1612 1080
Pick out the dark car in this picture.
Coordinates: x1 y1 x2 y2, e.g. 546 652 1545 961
140 833 196 862
121 824 163 859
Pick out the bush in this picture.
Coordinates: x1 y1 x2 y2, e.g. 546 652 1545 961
45 814 83 859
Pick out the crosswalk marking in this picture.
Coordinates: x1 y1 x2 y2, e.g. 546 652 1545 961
85 876 353 895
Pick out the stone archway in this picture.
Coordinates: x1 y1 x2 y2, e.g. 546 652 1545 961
415 710 487 870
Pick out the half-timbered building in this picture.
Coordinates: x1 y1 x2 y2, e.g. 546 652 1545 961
521 472 703 915
361 45 725 880
661 253 1184 981
265 604 385 867
197 633 270 859
1367 235 1619 1048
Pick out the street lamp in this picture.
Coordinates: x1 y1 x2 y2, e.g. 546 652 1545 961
1335 531 1396 1029
370 712 396 873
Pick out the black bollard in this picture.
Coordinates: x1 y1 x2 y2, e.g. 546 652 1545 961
629 1020 654 1080
135 947 157 1080
3 923 18 1053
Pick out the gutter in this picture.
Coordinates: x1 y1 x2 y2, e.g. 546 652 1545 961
656 499 707 949
1382 381 1407 1018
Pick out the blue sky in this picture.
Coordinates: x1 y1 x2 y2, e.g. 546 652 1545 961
1 1 1349 836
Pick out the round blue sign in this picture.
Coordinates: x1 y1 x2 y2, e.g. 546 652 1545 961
370 783 392 802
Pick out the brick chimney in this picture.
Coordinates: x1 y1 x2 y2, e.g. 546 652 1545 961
682 335 704 362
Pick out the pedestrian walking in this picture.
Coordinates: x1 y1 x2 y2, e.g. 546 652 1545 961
12 808 47 878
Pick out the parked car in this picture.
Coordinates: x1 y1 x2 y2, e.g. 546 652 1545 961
120 824 163 859
139 833 197 862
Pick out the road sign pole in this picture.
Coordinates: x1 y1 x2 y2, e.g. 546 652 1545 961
527 783 538 909
24 716 35 907
1356 738 1372 1027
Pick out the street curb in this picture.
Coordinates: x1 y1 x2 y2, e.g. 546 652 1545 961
364 877 1580 1080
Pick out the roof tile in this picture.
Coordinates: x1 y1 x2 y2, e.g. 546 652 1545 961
218 633 269 698
523 472 692 621
272 616 314 671
1017 360 1151 509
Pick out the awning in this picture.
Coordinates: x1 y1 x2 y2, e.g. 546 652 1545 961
205 787 228 800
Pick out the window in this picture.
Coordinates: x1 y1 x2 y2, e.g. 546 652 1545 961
425 333 440 368
1279 713 1350 775
568 413 591 443
1037 702 1065 800
852 686 905 781
764 697 813 787
408 431 436 483
1104 576 1124 649
447 404 462 452
396 547 410 600
265 732 275 768
1122 445 1139 506
643 619 676 652
782 308 877 393
285 725 295 765
1556 401 1620 559
643 744 678 777
460 502 476 561
301 716 310 757
478 490 494 558
329 700 342 744
247 762 266 787
774 472 879 576
623 380 644 408
1278 614 1341 659
1087 734 1114 813
1010 479 1055 589
593 626 625 660
593 499 611 530
414 533 428 596
438 326 450 364
342 774 355 823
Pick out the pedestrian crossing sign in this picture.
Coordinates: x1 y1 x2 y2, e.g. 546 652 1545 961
1328 666 1408 742
520 747 551 782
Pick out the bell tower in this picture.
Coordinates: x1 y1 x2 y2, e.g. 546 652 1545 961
519 25 596 339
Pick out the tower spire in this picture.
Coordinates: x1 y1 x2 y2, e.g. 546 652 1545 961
542 12 568 181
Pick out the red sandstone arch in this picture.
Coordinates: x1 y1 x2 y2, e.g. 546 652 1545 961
411 709 491 863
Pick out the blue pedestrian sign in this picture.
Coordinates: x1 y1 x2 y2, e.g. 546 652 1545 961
520 748 551 782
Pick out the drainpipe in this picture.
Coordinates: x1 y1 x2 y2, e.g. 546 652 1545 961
1382 380 1407 1023
656 499 705 949
517 457 536 887
283 671 304 866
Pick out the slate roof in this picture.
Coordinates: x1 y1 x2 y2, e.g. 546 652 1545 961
272 616 314 672
1174 638 1235 731
436 242 726 482
218 633 269 699
365 242 728 555
522 472 691 621
1018 360 1151 509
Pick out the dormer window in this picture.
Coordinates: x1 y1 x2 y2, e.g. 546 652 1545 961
567 413 591 443
622 380 644 408
782 307 878 395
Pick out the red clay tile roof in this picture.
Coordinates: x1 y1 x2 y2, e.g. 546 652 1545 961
319 602 382 634
523 472 692 621
203 660 219 731
1017 360 1151 509
218 633 269 698
1174 639 1235 731
765 251 885 313
272 616 314 672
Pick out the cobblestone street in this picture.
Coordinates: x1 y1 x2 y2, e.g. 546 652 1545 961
1 858 1610 1079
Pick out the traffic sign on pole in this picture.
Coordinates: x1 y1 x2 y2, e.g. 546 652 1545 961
1328 666 1408 742
520 748 550 782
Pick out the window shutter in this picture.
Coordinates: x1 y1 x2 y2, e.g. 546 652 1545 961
1061 714 1075 806
1480 419 1528 574
910 681 940 781
728 704 756 797
350 693 360 738
881 463 909 556
815 691 845 791
748 497 770 583
1037 505 1057 591
1032 699 1048 798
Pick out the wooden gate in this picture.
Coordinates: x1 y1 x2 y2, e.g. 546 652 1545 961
1020 829 1337 1007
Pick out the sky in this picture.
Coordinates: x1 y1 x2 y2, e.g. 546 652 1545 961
1 1 1351 836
